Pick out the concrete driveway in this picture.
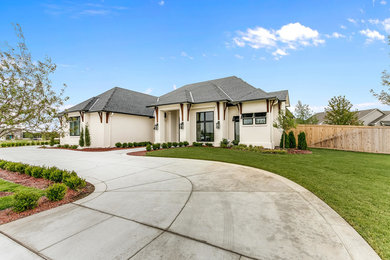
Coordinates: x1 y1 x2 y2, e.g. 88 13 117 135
0 147 379 260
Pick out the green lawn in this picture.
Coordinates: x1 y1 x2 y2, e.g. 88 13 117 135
0 179 44 210
148 147 390 259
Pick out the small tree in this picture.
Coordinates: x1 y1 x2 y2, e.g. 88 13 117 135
273 109 296 149
294 100 318 124
85 125 91 147
288 131 296 148
324 96 361 125
297 132 308 150
0 24 68 138
50 135 55 147
79 128 85 147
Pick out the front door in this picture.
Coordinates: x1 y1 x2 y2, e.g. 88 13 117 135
233 116 240 141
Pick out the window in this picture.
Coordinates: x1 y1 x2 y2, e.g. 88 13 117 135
255 112 267 124
242 113 253 125
69 117 80 136
196 111 214 141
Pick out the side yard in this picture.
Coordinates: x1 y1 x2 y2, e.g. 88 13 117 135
147 147 390 259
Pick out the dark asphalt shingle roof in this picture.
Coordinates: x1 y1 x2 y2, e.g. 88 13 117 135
313 109 388 125
62 87 157 117
150 76 289 106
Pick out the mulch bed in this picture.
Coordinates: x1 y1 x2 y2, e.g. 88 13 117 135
0 169 94 225
127 150 147 156
287 149 312 154
42 147 143 152
0 169 53 189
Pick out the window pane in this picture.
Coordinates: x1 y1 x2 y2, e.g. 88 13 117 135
205 122 214 141
243 118 253 125
196 123 204 141
255 117 266 124
242 113 253 118
205 112 214 121
254 112 266 117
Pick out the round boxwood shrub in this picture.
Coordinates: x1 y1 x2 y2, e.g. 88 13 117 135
46 183 67 201
172 142 178 147
5 162 18 172
162 143 168 149
122 142 128 148
167 142 172 148
31 167 43 178
50 169 64 182
24 166 34 176
152 143 160 150
128 142 134 148
0 160 8 169
13 191 41 212
146 144 152 151
183 141 189 147
179 142 184 147
115 142 122 148
64 175 86 190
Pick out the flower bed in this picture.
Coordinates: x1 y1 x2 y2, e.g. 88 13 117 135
0 160 93 224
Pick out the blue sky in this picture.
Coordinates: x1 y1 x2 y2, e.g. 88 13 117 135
1 0 390 112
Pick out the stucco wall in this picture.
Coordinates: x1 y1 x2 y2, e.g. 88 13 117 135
60 112 82 146
110 113 154 145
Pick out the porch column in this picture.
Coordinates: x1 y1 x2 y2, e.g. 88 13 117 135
180 103 191 143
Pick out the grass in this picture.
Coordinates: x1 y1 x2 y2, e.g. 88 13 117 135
148 147 390 259
0 179 45 210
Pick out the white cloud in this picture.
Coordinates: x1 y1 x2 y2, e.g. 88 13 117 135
234 54 244 59
144 88 153 94
181 51 194 60
233 22 324 59
360 29 385 43
380 0 387 5
158 1 165 6
173 84 177 90
382 18 390 33
347 18 357 24
368 18 380 25
325 32 346 39
340 25 347 30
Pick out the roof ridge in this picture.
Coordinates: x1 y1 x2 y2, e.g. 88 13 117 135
102 87 118 111
211 83 232 101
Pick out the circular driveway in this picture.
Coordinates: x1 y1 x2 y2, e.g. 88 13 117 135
0 147 379 260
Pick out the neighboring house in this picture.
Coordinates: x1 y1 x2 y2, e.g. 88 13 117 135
149 76 289 148
60 87 157 147
314 108 390 126
0 128 23 141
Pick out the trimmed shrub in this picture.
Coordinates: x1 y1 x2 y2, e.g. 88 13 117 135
232 140 239 146
13 191 41 212
172 142 178 147
288 131 296 149
0 160 8 169
5 162 18 172
115 142 122 148
167 142 172 148
64 144 70 149
220 139 229 148
192 142 203 147
162 143 168 149
146 144 152 151
46 183 67 201
122 142 128 148
24 166 34 176
64 175 86 190
183 141 189 147
298 132 308 150
15 163 27 174
50 169 64 182
152 143 160 150
205 142 213 147
50 136 55 146
85 126 91 147
31 167 43 178
279 132 290 149
42 167 55 179
71 145 78 149
79 128 85 147
128 142 134 148
179 142 183 147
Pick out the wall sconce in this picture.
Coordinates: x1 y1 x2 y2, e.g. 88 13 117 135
154 123 159 130
180 122 184 129
216 121 220 129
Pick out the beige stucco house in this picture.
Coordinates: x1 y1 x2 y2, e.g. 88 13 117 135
60 87 156 147
60 76 290 148
149 76 289 148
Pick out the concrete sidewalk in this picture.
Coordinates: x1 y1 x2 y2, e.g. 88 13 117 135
0 147 380 260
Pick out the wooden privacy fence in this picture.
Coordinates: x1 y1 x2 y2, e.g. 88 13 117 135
292 125 390 154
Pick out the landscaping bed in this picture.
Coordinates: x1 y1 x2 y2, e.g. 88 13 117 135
43 146 142 152
0 160 94 224
147 147 390 259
